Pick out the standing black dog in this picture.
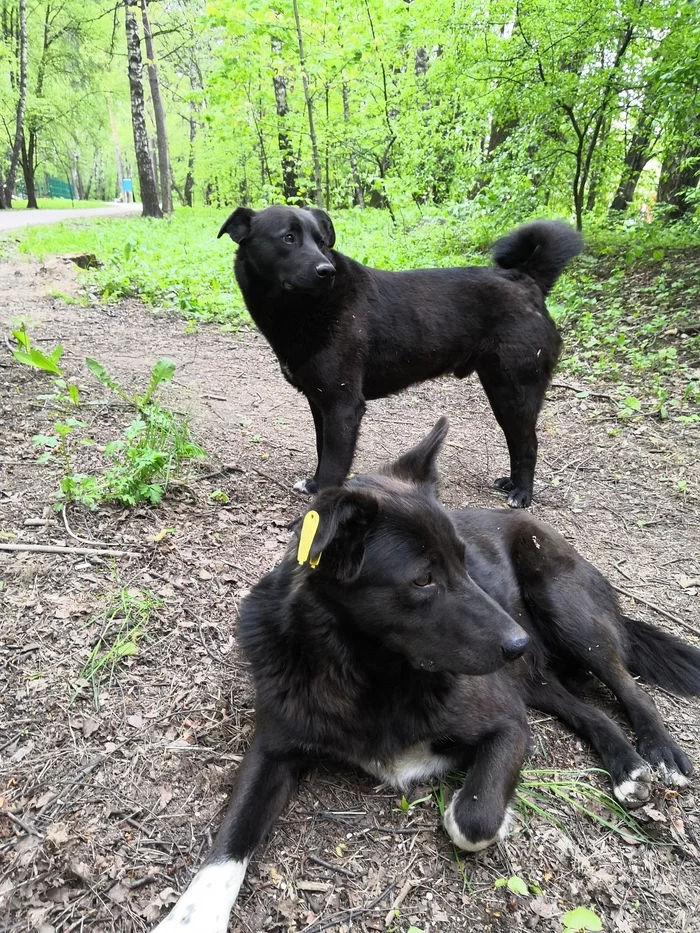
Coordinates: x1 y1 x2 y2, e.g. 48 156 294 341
153 419 698 933
218 206 583 507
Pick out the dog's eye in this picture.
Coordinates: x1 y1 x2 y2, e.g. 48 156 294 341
283 233 295 244
413 574 432 587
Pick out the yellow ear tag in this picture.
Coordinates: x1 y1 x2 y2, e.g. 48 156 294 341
297 510 321 568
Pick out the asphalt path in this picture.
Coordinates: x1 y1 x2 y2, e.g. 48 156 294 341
0 202 141 233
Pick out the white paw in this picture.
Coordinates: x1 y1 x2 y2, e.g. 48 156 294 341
655 762 690 788
613 766 652 807
293 478 314 494
152 860 247 933
443 793 513 852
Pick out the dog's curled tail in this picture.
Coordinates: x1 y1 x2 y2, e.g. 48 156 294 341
623 615 700 696
492 220 583 297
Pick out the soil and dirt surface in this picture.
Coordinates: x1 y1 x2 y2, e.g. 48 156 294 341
1 253 699 933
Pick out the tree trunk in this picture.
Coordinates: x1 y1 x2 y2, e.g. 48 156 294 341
124 0 162 218
140 0 172 213
271 36 298 202
657 139 700 219
291 0 323 207
2 0 28 209
21 131 38 208
610 111 655 212
183 116 196 207
342 83 364 207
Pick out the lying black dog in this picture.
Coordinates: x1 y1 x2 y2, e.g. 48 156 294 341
218 205 583 507
154 420 699 932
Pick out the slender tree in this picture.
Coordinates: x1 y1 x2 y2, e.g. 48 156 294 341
1 0 27 209
291 0 322 206
271 35 298 203
140 0 172 213
124 0 162 217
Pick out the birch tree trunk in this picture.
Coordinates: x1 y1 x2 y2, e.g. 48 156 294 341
271 36 298 203
141 0 172 213
124 0 162 218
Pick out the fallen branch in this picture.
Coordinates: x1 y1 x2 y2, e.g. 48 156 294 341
612 584 700 638
0 543 138 557
551 381 615 402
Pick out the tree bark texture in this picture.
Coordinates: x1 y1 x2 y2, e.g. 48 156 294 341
610 110 655 212
657 138 700 219
141 0 172 213
124 0 162 218
271 36 298 202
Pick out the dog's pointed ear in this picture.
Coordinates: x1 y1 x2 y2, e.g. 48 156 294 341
307 208 336 248
384 417 449 487
299 488 377 583
218 207 254 243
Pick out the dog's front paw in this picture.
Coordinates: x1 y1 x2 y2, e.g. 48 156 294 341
612 764 653 808
443 792 512 853
493 477 532 508
638 738 692 789
293 478 318 495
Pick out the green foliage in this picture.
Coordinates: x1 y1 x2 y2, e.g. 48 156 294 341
11 323 63 374
494 876 529 897
10 325 207 509
562 906 603 933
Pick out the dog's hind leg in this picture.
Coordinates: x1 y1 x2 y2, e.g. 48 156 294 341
526 677 653 807
152 734 304 933
572 655 692 788
443 717 529 851
476 364 543 509
520 554 693 789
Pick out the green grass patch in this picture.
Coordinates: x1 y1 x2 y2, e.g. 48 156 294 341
12 204 700 415
11 197 113 211
75 586 161 710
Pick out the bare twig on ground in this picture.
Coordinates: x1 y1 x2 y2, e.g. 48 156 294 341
551 381 615 401
62 503 116 548
0 543 138 557
612 583 700 638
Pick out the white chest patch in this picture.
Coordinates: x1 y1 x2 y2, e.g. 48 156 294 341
152 859 248 933
359 741 456 790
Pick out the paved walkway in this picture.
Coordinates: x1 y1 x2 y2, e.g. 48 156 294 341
0 202 141 233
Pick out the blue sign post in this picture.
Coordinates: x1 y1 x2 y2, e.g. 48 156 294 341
121 178 134 203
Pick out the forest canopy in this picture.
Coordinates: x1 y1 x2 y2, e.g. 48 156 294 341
1 0 699 230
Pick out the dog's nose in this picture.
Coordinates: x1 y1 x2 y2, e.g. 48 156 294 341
501 633 529 661
315 262 335 279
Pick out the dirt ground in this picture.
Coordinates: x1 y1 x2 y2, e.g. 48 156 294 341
1 254 699 933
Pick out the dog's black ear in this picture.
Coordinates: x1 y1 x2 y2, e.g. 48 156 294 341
384 417 449 487
218 207 254 243
303 488 377 583
307 208 336 248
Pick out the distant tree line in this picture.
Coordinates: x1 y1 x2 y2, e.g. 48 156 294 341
1 0 698 229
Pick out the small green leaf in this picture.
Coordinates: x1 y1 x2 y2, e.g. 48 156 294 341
494 878 507 889
562 906 602 931
116 641 139 657
407 928 425 933
68 384 80 405
623 395 641 411
507 876 529 897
